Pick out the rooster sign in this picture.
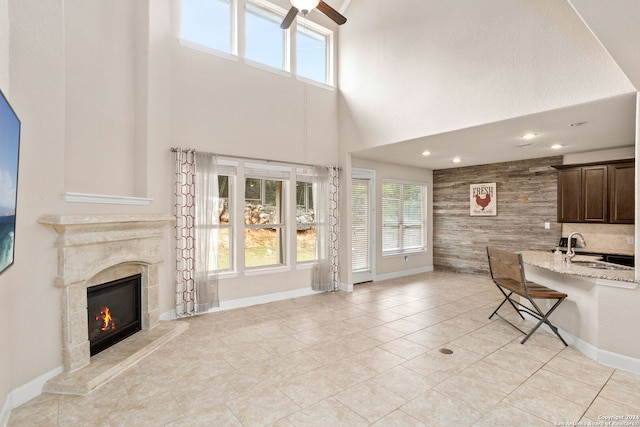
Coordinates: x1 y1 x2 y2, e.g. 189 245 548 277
470 183 497 216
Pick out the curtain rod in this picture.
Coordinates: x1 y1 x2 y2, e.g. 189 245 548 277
170 147 341 170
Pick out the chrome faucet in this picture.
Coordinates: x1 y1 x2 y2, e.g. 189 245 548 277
565 232 586 263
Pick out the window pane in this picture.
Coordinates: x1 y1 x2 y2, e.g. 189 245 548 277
297 227 316 262
382 183 401 252
245 178 285 267
245 178 262 204
296 193 314 229
382 183 400 225
245 228 283 267
245 2 284 69
296 181 313 209
218 175 230 198
382 226 400 252
297 26 327 83
217 227 231 270
215 175 232 271
402 225 423 249
382 182 426 254
181 0 231 53
264 179 279 206
245 179 283 225
297 181 315 263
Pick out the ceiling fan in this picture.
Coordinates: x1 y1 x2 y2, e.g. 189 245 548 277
280 0 347 30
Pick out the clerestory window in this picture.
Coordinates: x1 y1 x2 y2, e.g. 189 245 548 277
181 0 232 53
245 2 286 70
180 0 334 85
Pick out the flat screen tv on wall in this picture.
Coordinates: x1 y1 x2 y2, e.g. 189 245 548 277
0 89 21 275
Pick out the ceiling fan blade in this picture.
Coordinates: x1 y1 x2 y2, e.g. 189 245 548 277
280 6 298 29
317 1 347 25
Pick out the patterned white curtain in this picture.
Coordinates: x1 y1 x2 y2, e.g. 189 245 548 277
329 166 340 289
174 149 197 316
311 166 340 291
173 149 220 317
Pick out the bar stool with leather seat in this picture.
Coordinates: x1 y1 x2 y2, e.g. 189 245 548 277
486 246 568 346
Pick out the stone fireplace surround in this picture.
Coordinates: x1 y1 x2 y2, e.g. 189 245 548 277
38 214 187 394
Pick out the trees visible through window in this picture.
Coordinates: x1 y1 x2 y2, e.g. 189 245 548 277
296 179 316 262
216 175 232 271
382 181 426 255
197 159 322 274
244 177 286 268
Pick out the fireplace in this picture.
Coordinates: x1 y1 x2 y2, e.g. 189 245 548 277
38 214 188 395
88 274 142 356
38 214 176 372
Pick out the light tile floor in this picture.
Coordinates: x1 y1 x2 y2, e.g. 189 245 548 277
8 271 640 426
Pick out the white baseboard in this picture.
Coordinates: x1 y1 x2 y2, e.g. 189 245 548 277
1 393 10 427
160 287 321 320
339 282 353 292
11 366 63 408
160 266 438 321
522 313 640 375
0 365 63 425
598 349 640 374
374 265 434 282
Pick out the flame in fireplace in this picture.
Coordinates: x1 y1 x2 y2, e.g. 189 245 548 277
96 307 117 331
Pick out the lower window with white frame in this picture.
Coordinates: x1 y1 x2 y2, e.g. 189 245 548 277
381 180 427 255
244 165 289 269
196 157 324 276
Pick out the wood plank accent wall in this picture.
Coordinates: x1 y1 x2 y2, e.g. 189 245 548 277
433 156 562 275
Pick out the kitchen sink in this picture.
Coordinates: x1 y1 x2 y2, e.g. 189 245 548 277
571 261 633 271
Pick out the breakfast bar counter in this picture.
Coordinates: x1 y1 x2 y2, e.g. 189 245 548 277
519 250 637 285
514 251 640 373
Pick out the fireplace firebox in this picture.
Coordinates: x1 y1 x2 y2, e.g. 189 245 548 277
87 274 142 356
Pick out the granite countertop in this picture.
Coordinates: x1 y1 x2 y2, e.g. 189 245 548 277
520 251 637 284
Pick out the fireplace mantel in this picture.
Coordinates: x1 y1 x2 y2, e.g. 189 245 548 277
39 214 176 375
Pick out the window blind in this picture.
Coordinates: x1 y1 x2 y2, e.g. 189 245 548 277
382 182 425 254
351 178 370 271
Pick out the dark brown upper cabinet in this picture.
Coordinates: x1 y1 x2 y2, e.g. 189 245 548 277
557 167 582 222
609 161 635 224
554 160 634 224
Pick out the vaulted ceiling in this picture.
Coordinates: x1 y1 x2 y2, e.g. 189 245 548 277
335 0 639 169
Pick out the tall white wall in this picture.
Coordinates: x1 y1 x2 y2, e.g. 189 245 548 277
170 46 338 166
63 0 138 196
0 0 10 417
338 0 634 154
6 0 68 396
0 0 7 89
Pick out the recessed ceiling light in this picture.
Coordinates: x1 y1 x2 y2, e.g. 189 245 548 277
422 150 432 156
452 157 462 163
521 133 538 140
569 121 587 127
551 144 563 150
